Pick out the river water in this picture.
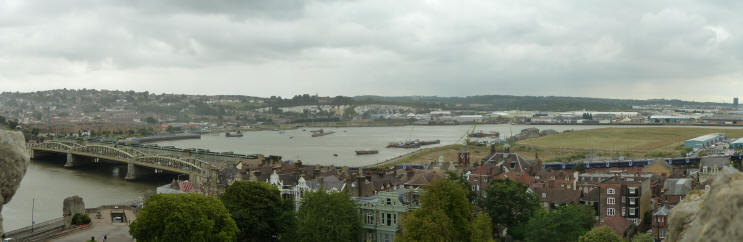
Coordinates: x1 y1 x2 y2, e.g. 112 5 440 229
3 124 733 231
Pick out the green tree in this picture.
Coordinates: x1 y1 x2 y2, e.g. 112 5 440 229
446 171 479 205
578 226 623 242
631 233 653 242
221 181 294 242
295 190 361 242
573 161 587 173
471 213 495 242
524 204 595 242
399 179 472 242
129 193 238 242
144 116 159 124
482 179 540 240
399 209 452 242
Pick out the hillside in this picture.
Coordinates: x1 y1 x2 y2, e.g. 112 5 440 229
354 95 730 111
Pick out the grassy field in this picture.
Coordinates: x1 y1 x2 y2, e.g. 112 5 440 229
370 144 493 168
516 127 743 162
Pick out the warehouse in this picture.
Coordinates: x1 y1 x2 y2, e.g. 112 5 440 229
731 137 743 150
684 133 725 149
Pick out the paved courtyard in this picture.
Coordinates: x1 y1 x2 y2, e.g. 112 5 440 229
53 207 137 242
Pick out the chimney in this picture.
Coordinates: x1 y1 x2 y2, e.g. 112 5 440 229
406 168 415 179
357 176 365 197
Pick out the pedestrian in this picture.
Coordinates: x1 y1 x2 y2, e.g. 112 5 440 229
104 234 107 241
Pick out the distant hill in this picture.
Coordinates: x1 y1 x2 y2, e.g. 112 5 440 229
353 95 730 112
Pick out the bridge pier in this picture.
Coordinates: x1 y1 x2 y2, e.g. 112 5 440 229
125 160 136 180
29 149 35 159
64 152 76 168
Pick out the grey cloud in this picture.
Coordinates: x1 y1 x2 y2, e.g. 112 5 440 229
0 0 741 101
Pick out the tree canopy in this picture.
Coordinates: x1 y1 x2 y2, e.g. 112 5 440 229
129 193 238 242
631 233 654 242
295 190 361 242
482 178 541 239
221 181 295 242
578 226 624 242
524 204 595 242
399 179 483 242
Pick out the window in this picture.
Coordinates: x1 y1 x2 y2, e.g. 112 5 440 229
366 213 374 224
629 187 637 195
659 229 666 238
607 188 615 195
607 208 615 216
607 197 615 205
583 187 588 193
542 193 547 198
387 198 391 205
629 208 636 216
387 214 392 226
622 196 626 203
380 213 384 225
622 207 626 216
394 214 397 225
703 166 708 173
629 198 636 205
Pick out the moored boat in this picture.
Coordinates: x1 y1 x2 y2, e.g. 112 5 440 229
419 139 440 146
311 129 335 137
355 150 379 155
225 131 244 137
468 131 499 138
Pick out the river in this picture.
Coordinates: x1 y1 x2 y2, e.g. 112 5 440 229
2 124 733 231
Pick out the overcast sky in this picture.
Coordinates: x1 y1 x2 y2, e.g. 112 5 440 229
0 0 741 102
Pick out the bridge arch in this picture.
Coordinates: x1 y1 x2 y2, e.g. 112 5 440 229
73 145 139 160
34 141 75 151
135 155 204 172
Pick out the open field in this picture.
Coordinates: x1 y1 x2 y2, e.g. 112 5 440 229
370 144 493 168
516 127 743 162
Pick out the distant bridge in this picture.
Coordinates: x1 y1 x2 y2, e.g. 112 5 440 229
28 139 225 194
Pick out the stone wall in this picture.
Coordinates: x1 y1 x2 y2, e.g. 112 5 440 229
667 167 743 242
0 130 30 236
63 196 86 229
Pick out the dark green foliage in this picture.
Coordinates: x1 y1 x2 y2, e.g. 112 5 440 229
399 179 473 242
578 226 623 242
483 179 541 240
221 181 294 242
573 161 587 173
446 171 479 205
71 213 91 225
129 193 238 242
524 204 595 242
144 116 159 124
295 190 361 242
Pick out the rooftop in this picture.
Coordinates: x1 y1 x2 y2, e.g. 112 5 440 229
687 133 723 142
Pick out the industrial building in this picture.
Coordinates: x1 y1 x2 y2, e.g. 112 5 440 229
731 137 743 150
684 133 725 149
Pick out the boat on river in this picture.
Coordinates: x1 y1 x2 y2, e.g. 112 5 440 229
311 129 335 137
355 150 379 155
387 141 421 148
225 131 244 137
468 131 499 138
419 139 440 146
